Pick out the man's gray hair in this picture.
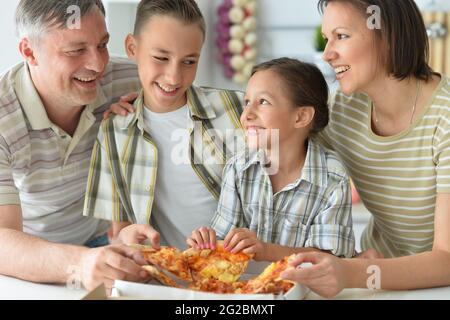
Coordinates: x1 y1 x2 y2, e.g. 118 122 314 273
15 0 106 40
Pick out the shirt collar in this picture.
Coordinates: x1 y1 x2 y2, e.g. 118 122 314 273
240 139 328 188
14 63 107 131
119 84 218 132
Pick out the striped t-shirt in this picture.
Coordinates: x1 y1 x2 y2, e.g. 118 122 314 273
317 76 450 257
0 58 140 245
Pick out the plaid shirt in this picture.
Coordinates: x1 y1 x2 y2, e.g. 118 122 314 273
83 85 245 224
211 139 355 257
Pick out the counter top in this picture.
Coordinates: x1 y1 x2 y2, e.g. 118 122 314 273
1 274 449 300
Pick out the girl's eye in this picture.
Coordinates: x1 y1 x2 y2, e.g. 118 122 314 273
260 99 269 105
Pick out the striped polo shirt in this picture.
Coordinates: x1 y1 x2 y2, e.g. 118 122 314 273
211 139 355 258
0 57 140 245
318 75 450 257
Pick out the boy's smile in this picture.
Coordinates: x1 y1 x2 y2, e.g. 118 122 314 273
126 15 204 113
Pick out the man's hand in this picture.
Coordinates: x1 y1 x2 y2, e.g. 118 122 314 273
117 224 160 249
223 228 265 259
79 244 149 292
187 226 217 250
103 92 138 119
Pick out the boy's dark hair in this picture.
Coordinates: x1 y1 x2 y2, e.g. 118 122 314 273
251 58 329 135
317 0 435 81
133 0 205 38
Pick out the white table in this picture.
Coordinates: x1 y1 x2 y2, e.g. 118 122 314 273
1 274 449 300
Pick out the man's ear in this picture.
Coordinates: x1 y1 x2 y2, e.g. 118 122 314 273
19 38 38 66
294 106 315 129
125 34 138 59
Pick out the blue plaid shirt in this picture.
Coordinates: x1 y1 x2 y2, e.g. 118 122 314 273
211 139 355 257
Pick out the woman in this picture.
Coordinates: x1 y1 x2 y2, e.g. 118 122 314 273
281 0 450 297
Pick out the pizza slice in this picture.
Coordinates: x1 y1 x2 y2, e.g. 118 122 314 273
237 254 296 294
142 265 180 288
140 246 192 281
183 240 253 284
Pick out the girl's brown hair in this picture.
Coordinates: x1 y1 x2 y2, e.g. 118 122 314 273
318 0 435 81
251 58 329 135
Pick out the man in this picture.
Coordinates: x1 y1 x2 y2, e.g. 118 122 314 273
0 0 154 292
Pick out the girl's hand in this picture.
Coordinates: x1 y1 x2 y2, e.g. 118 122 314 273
187 226 217 250
223 228 265 259
281 251 349 298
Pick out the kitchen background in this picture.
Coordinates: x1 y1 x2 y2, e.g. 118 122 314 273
0 0 449 251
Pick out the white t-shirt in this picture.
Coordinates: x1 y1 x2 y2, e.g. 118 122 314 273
143 105 217 249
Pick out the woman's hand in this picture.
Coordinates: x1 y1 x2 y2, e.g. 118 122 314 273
281 251 349 298
103 92 138 119
187 226 217 250
354 248 384 259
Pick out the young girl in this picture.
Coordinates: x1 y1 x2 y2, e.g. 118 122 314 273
187 58 355 261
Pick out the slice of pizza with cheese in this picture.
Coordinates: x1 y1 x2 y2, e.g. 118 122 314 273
142 265 180 288
183 240 253 284
237 254 296 294
140 246 192 281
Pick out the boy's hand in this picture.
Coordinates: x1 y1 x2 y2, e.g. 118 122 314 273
117 224 160 249
187 227 217 250
103 92 138 119
223 228 265 258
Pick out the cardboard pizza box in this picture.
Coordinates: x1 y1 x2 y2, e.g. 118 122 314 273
83 261 310 300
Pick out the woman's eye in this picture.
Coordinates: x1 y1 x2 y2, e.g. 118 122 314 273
154 56 168 61
337 33 349 40
183 60 197 65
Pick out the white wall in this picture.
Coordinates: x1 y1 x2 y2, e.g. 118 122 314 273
0 0 21 75
0 0 446 80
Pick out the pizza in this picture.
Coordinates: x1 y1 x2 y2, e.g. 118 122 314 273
142 265 180 288
135 243 296 296
188 278 247 294
183 240 252 284
237 255 295 294
140 246 192 281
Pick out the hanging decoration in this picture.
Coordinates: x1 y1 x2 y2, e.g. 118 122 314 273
216 0 258 84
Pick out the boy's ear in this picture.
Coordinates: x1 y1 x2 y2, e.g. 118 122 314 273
294 106 315 129
19 38 38 66
125 34 138 59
